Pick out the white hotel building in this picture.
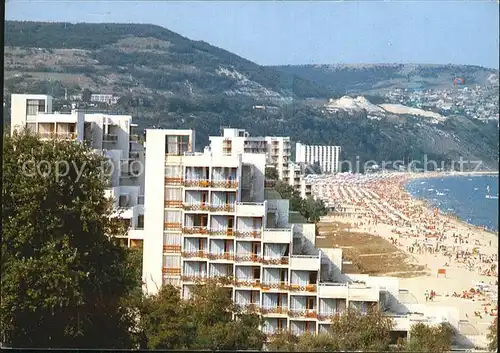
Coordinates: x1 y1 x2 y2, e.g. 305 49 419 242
10 94 145 248
141 128 459 337
296 143 341 174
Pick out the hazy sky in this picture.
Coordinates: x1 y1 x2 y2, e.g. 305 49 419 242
6 0 500 69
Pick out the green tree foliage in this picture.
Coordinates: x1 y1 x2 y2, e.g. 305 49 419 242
1 130 138 348
139 280 265 350
406 322 455 353
487 317 497 352
266 308 394 352
275 181 327 222
265 167 279 180
328 307 394 352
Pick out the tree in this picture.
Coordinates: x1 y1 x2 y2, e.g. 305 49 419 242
184 280 265 350
139 285 190 349
487 317 497 352
1 130 137 348
266 331 299 352
328 307 394 352
82 88 92 103
406 322 455 353
265 166 279 180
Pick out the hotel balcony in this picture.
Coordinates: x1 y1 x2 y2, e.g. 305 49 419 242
262 228 292 243
317 283 349 299
209 228 235 237
262 256 289 266
39 131 77 140
208 252 235 261
234 253 262 264
234 229 262 239
289 255 321 271
162 267 181 276
209 203 235 213
103 133 118 143
181 250 208 260
163 245 182 254
235 202 266 217
261 306 289 316
164 222 182 231
181 274 208 283
164 200 184 209
184 179 210 188
164 177 184 185
183 202 210 212
234 279 261 289
182 226 209 236
348 283 380 302
211 180 239 189
237 303 261 314
260 281 290 292
289 284 317 294
289 309 318 320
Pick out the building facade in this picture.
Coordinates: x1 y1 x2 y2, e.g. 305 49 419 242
140 128 457 337
209 128 291 184
10 94 145 248
295 143 341 174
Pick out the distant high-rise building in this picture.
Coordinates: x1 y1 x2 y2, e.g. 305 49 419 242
295 143 341 174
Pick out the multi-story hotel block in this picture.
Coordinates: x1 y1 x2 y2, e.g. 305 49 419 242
10 94 145 248
141 128 458 337
209 128 292 184
296 143 342 174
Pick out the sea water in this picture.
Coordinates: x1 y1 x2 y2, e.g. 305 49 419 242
405 175 499 232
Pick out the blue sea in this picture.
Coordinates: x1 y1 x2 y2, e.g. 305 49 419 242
405 175 499 232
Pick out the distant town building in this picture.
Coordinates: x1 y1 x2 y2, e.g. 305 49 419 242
295 143 341 174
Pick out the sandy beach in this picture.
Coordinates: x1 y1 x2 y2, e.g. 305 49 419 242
311 172 498 336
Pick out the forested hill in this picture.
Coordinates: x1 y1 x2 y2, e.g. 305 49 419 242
3 21 499 170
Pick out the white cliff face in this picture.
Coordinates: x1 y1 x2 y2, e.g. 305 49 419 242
325 95 446 124
216 66 287 100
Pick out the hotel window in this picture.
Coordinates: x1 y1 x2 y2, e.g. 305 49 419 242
308 271 317 284
26 99 45 115
306 297 315 310
166 135 190 155
253 268 260 280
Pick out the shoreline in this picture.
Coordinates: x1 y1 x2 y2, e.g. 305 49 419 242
312 172 498 338
402 173 498 233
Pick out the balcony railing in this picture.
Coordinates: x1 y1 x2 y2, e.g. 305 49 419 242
163 245 181 253
234 230 262 239
183 203 210 211
260 282 289 291
209 228 234 237
181 250 208 259
288 309 317 319
208 252 235 261
103 134 118 142
184 179 210 188
237 303 261 313
235 253 262 263
209 204 235 212
181 274 208 282
182 226 209 235
165 177 184 185
317 313 342 322
39 132 77 139
164 222 182 230
289 284 317 293
262 257 289 265
261 306 289 315
211 180 238 188
162 267 181 276
234 279 261 288
165 200 184 208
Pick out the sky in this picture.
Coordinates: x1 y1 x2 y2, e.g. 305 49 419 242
5 0 500 69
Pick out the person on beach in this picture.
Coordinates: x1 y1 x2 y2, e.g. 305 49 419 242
425 290 429 302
